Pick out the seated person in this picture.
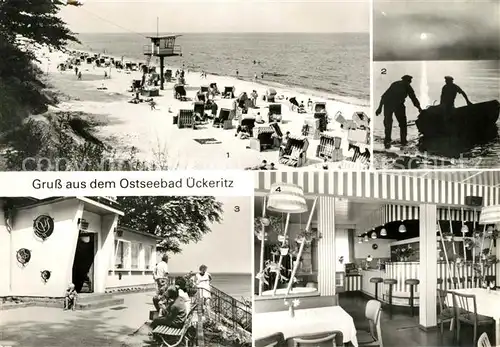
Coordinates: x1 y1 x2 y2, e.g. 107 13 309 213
64 283 78 310
151 286 187 330
298 101 306 113
255 112 264 124
282 131 290 146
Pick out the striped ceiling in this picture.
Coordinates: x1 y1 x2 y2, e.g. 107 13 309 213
255 171 500 207
390 171 500 187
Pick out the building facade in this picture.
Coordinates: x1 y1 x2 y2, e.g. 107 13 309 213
0 197 160 298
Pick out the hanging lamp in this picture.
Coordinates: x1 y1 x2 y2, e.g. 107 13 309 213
398 221 407 233
380 227 387 237
267 183 308 214
363 235 369 242
371 229 377 239
358 236 362 244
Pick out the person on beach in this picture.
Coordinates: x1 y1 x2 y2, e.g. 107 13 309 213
440 76 472 114
282 131 290 146
259 160 268 170
64 283 78 310
195 265 212 307
307 98 313 111
298 101 306 113
236 69 239 78
261 72 264 79
375 75 422 149
75 66 78 76
254 73 258 81
150 100 157 110
77 71 82 80
251 90 258 107
269 163 277 170
256 112 264 124
154 254 169 292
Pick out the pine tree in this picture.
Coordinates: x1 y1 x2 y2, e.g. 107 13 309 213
0 0 79 127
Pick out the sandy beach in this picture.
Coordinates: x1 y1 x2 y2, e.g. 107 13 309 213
35 47 370 170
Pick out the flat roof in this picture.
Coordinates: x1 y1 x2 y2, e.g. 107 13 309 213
117 225 163 241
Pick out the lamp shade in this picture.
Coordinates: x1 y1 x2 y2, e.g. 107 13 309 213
364 235 369 242
479 205 500 224
380 228 387 236
398 223 407 233
358 237 362 244
371 231 377 239
267 183 308 214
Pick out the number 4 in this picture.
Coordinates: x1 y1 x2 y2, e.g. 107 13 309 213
275 187 281 192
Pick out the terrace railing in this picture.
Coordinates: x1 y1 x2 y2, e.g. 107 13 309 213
198 285 252 333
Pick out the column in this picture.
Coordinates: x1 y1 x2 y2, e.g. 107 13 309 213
95 214 118 293
317 196 336 296
496 241 500 288
419 203 437 329
0 199 11 296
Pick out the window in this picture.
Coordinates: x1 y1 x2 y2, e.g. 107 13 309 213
115 240 131 269
131 243 140 269
145 245 151 270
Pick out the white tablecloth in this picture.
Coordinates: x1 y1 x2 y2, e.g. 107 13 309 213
254 306 359 347
450 288 500 346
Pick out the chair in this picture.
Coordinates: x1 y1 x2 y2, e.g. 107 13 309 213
268 104 282 122
453 291 495 344
316 133 343 162
405 279 419 317
177 109 195 129
383 279 397 319
152 304 197 347
370 277 383 301
279 135 309 167
290 331 343 347
213 108 231 128
477 332 492 347
224 86 235 98
250 127 275 152
437 289 455 335
357 300 383 347
314 112 328 132
255 332 285 347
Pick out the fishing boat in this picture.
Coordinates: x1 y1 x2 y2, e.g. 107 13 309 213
415 100 500 140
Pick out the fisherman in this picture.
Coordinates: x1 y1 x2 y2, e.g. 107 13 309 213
440 76 472 115
375 75 422 149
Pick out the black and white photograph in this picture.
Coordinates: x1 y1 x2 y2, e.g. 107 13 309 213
0 196 252 347
372 0 500 169
253 170 500 347
0 0 370 171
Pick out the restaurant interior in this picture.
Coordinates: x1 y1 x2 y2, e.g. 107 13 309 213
253 171 500 347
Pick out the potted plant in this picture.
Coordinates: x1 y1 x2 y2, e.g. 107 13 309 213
279 241 289 255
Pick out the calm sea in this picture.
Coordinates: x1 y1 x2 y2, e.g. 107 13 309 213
70 32 369 105
373 60 500 168
171 273 252 301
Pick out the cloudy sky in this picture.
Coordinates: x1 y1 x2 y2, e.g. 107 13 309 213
168 196 252 274
374 0 500 60
59 0 369 33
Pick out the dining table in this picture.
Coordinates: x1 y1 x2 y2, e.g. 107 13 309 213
253 305 359 347
449 288 500 346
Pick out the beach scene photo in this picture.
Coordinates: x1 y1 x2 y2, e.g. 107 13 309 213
0 0 370 171
0 196 252 347
372 0 500 170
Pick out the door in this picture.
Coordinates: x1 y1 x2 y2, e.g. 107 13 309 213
72 234 96 293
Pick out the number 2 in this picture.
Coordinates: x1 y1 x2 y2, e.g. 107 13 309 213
381 68 387 75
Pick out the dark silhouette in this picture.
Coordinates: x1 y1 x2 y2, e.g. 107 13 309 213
376 75 422 149
440 76 472 114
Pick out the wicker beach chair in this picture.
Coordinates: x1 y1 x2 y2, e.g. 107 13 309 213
177 109 195 129
316 133 343 162
213 108 232 128
314 112 328 132
152 304 198 347
265 88 277 102
240 117 256 136
209 83 220 95
165 69 173 82
193 101 205 121
268 104 282 123
174 84 188 101
346 143 370 166
224 86 235 99
269 122 283 138
279 135 309 167
352 111 370 129
200 85 209 93
313 102 327 113
250 126 275 152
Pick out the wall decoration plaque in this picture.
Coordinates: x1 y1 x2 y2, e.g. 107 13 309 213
33 215 54 240
16 248 31 265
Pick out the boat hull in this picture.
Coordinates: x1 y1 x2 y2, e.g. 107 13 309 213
416 100 500 140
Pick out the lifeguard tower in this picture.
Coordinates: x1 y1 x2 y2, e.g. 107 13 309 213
143 35 182 90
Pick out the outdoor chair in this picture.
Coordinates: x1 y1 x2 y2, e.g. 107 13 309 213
177 109 195 129
316 133 343 162
290 331 343 347
152 304 198 347
279 135 309 167
477 332 492 347
453 292 495 345
213 108 232 129
255 332 285 347
357 299 383 347
250 126 275 152
268 104 282 123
